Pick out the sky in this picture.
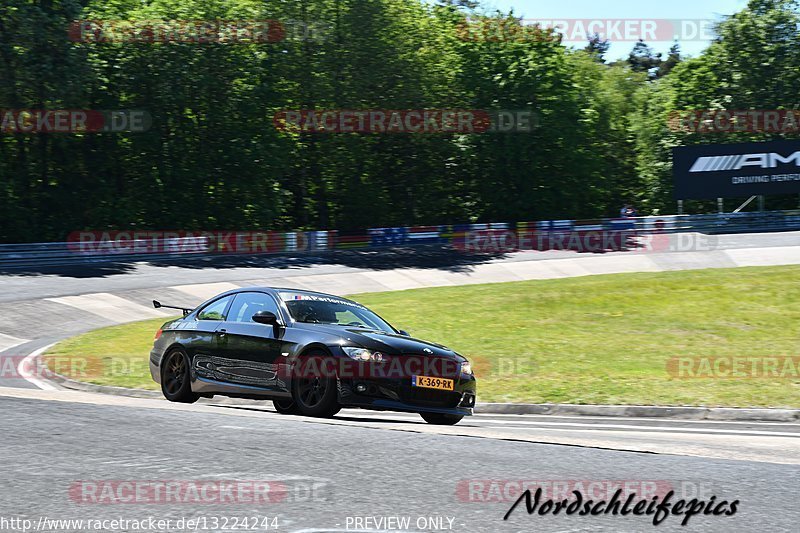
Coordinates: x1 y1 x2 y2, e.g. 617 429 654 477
480 0 751 59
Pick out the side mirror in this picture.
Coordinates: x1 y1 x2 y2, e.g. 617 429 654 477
398 329 410 336
252 310 280 325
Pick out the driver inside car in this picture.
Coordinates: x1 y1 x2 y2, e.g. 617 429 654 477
289 301 337 324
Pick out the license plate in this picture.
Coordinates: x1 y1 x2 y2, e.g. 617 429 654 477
412 375 454 391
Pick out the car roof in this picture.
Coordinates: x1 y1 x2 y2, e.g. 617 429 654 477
193 286 361 314
227 286 357 301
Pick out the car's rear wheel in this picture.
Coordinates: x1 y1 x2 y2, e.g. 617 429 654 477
161 349 198 404
292 353 340 417
420 412 463 425
273 398 300 415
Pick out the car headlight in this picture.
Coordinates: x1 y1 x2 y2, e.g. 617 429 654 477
460 361 473 375
342 347 383 362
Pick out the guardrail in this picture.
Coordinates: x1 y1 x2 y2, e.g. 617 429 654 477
2 210 800 268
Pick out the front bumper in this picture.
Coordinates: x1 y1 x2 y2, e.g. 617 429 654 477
338 374 477 416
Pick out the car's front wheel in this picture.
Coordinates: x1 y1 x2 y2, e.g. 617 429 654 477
420 412 463 425
161 349 199 404
292 353 340 417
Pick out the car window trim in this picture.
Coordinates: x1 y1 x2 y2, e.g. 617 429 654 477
226 291 283 324
195 294 235 321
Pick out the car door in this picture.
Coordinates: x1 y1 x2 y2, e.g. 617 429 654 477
212 291 285 391
188 294 234 359
189 294 235 383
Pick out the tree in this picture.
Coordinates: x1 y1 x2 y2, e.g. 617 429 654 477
437 0 480 9
3 0 796 242
627 40 662 78
656 42 682 78
584 33 610 63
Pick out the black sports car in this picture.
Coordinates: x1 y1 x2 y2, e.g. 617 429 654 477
149 287 476 425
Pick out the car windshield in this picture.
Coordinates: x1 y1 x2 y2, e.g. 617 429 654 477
279 292 395 332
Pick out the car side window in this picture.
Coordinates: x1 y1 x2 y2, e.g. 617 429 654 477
228 292 281 323
197 295 233 321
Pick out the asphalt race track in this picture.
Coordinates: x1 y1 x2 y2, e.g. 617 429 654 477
1 388 798 532
2 233 800 532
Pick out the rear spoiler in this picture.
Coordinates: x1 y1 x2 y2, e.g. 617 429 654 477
153 300 194 317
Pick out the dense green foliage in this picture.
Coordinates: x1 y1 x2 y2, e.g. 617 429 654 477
633 0 800 213
1 0 798 242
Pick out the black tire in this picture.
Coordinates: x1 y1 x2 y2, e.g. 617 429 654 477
160 349 199 404
420 412 463 425
273 398 300 415
292 352 341 417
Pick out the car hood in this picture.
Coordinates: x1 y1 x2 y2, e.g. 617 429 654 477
295 323 462 359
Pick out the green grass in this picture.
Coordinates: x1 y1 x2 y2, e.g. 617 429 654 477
44 317 178 391
45 265 800 406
